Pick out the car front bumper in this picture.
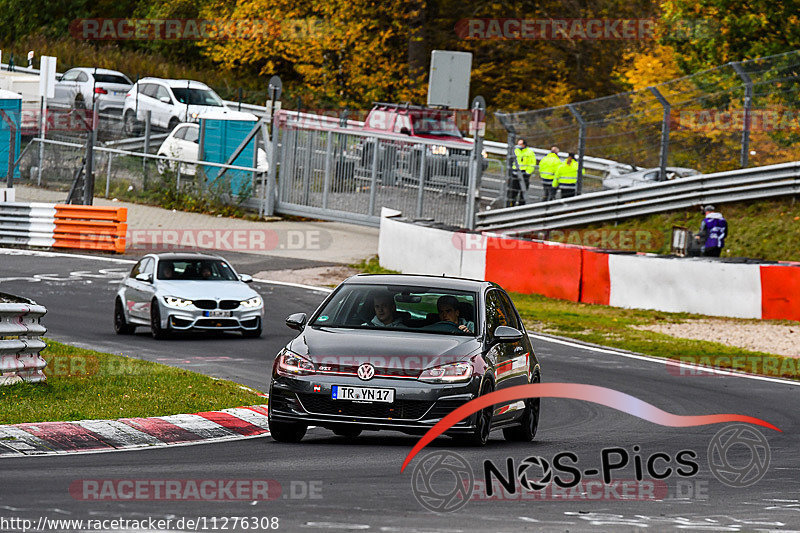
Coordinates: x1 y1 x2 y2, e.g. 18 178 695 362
163 306 263 331
269 373 483 434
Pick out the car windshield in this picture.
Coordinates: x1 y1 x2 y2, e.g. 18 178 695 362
310 284 478 336
412 114 462 138
157 259 237 281
171 87 224 106
93 73 132 84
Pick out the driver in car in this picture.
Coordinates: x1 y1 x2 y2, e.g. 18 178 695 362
436 295 474 333
366 292 404 328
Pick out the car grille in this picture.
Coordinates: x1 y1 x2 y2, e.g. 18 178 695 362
425 398 469 420
194 300 217 310
219 300 240 310
297 394 432 420
195 318 238 328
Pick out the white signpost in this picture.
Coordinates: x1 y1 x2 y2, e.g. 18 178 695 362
37 55 57 185
427 50 472 109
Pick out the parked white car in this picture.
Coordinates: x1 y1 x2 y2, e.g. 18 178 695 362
122 78 231 134
156 122 269 177
50 67 132 113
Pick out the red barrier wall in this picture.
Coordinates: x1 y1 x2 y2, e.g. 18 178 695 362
484 237 583 301
579 251 611 305
760 265 800 321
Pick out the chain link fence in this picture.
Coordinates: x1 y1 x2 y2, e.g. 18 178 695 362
496 49 800 179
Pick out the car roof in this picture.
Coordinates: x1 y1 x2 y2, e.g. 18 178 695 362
136 77 210 89
146 252 225 261
342 273 492 291
70 67 128 76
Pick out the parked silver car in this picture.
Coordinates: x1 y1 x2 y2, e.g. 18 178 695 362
114 253 264 339
50 67 132 113
602 166 700 190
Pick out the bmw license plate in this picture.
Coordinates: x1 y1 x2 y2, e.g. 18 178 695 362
332 385 394 403
203 310 231 317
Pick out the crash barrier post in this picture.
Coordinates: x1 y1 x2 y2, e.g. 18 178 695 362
0 202 127 253
0 293 47 386
378 212 800 322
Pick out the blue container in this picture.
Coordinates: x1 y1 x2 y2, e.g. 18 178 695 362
199 112 260 196
0 90 22 181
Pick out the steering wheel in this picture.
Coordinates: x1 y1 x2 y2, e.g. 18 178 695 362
424 321 462 333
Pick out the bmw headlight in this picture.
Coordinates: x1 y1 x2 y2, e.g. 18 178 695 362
164 296 193 308
418 362 473 383
240 296 262 308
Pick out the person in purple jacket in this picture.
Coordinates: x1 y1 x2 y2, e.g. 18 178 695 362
695 205 728 257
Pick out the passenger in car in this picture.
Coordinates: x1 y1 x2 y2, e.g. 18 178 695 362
366 292 404 327
436 295 475 333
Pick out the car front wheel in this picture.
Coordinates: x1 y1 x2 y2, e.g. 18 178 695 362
455 381 493 446
150 300 169 339
503 373 540 442
269 419 307 443
124 110 140 135
114 298 136 335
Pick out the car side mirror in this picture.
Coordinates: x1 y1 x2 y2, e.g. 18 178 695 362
159 96 171 104
239 274 253 283
135 273 152 283
286 313 307 331
493 325 523 343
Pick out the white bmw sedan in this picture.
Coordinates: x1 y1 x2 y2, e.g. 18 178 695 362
114 252 264 339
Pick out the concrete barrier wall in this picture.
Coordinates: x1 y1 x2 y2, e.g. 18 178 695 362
378 213 800 322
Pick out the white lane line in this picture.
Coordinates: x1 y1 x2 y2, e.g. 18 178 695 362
0 247 135 264
528 332 800 387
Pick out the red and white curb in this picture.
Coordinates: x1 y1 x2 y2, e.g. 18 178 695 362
0 405 270 457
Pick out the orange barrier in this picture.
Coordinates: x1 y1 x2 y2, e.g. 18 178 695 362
52 205 127 254
579 250 611 305
760 265 800 321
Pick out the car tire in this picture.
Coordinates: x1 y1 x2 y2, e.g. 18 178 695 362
74 94 86 110
269 420 307 443
503 373 540 442
332 426 362 438
114 298 136 335
168 117 180 132
454 381 493 447
242 318 262 338
124 110 140 135
150 300 169 340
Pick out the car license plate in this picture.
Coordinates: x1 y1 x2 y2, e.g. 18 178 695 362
332 385 394 403
203 310 231 317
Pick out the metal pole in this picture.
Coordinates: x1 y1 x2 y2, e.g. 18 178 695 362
105 153 112 197
568 104 586 195
368 138 378 216
2 111 15 188
465 96 485 229
37 96 44 186
731 61 753 168
416 147 426 219
197 119 206 187
142 110 151 188
648 86 671 182
265 112 280 216
322 132 333 209
83 99 98 205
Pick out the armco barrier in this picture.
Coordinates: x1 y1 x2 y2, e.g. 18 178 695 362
379 212 800 322
0 293 47 386
0 202 127 253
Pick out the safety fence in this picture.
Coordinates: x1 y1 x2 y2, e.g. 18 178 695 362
476 161 800 234
0 293 47 386
379 212 800 322
0 202 127 253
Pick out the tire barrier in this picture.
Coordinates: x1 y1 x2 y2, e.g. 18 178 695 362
0 293 47 386
0 202 127 253
379 212 800 322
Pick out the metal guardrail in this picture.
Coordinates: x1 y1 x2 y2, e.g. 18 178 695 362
0 293 47 385
476 161 800 234
104 133 168 152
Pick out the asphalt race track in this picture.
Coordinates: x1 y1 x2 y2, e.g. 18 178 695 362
1 249 798 532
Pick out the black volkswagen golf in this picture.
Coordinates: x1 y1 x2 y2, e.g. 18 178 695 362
268 274 541 446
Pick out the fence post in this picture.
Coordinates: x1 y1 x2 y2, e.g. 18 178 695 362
568 104 586 195
368 138 379 216
322 132 333 209
648 86 671 182
37 96 44 186
465 96 485 229
1 111 15 188
416 146 426 219
731 61 753 169
82 99 99 205
105 153 112 197
142 110 151 189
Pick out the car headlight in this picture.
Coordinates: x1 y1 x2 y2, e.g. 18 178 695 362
164 296 193 307
429 145 448 156
481 149 488 159
240 296 262 308
418 362 473 383
276 349 315 376
191 112 199 119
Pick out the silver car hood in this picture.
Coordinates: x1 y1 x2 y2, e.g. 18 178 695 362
154 280 258 301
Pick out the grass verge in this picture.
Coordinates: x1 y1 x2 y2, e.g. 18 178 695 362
0 339 262 425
